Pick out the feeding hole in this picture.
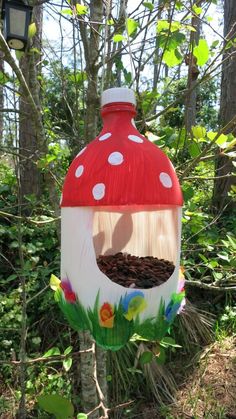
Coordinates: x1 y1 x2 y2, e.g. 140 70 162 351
97 252 175 289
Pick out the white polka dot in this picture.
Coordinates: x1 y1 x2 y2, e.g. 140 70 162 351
92 183 105 200
75 165 84 178
99 133 112 141
128 134 144 143
76 147 87 157
108 151 124 166
159 172 172 188
131 118 136 128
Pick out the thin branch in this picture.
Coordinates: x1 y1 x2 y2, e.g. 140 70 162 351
0 210 60 225
0 348 94 365
180 112 236 179
185 280 236 292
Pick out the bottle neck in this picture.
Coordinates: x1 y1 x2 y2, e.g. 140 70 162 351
100 102 136 128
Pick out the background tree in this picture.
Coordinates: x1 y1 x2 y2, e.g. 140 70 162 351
0 1 236 418
213 0 236 211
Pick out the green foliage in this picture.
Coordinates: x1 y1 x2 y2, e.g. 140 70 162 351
37 394 74 418
193 39 209 66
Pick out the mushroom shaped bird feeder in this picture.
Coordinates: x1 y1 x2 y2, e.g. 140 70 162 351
55 88 185 351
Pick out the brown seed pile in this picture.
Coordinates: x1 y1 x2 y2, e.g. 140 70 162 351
97 252 175 289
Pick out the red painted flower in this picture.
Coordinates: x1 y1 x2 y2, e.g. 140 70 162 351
60 278 76 303
99 302 115 328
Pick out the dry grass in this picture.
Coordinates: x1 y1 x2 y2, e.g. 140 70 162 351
168 336 236 419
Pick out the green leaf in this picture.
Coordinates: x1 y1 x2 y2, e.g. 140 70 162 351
155 345 166 365
188 141 201 158
37 395 74 419
42 347 61 358
192 125 206 139
139 351 153 365
28 22 37 39
63 357 72 372
64 345 73 355
76 4 88 15
15 51 24 60
216 133 228 146
157 20 181 34
0 71 10 85
163 48 182 67
211 40 219 49
113 34 126 43
29 48 41 55
182 185 194 201
161 337 176 347
61 9 73 15
192 5 202 15
193 39 209 66
126 18 139 36
143 2 154 11
107 18 114 25
77 414 88 419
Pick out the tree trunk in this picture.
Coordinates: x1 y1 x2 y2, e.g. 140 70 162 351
82 0 103 143
19 4 44 207
213 0 236 211
0 56 4 145
184 2 201 134
79 332 99 418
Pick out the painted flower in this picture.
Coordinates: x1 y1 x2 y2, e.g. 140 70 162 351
165 291 185 323
178 266 185 293
99 302 115 328
122 291 147 321
165 300 181 323
60 278 77 303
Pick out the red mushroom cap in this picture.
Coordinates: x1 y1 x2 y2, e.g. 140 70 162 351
61 132 183 208
61 98 183 208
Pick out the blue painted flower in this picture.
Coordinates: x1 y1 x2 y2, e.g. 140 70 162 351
122 291 147 321
165 301 181 323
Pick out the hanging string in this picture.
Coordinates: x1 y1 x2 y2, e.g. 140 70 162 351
101 0 111 94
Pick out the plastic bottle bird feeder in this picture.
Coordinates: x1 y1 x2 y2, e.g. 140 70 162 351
53 88 185 351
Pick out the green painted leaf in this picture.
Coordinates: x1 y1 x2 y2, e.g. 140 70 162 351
139 351 153 365
42 347 60 358
163 48 182 67
63 357 72 372
193 39 209 66
77 414 88 419
113 34 126 43
126 18 139 36
143 2 154 11
37 395 74 419
28 22 37 39
76 4 88 15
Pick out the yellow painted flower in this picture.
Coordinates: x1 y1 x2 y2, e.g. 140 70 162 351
50 274 61 291
122 291 147 321
99 302 115 328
